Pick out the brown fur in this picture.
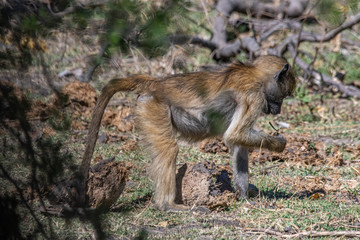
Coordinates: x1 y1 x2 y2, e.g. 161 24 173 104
80 55 296 210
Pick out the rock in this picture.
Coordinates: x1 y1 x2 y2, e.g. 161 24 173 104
175 162 237 210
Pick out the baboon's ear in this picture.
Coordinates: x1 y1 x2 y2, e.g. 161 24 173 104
274 63 289 82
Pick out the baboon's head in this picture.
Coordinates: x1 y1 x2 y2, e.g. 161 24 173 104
254 56 296 115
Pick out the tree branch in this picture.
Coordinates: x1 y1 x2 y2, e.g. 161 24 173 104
82 43 109 82
299 12 360 42
288 44 360 99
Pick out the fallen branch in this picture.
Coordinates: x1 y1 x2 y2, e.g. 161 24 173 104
258 19 301 42
341 38 360 47
288 44 360 99
259 163 283 174
245 228 360 239
211 0 308 59
299 12 360 43
270 12 360 56
169 35 217 51
173 8 360 61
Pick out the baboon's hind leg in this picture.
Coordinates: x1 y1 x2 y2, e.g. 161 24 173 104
138 99 188 211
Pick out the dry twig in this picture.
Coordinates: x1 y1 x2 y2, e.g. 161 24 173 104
245 228 360 239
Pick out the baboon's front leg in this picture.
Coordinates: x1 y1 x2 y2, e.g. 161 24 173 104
224 105 286 153
232 145 249 198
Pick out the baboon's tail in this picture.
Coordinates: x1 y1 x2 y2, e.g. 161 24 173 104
80 75 155 177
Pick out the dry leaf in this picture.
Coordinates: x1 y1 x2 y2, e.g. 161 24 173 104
42 127 56 138
119 140 138 152
158 221 169 227
102 106 135 132
71 120 87 130
309 192 325 200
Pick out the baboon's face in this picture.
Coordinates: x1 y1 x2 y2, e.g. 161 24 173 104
263 63 296 115
265 95 283 115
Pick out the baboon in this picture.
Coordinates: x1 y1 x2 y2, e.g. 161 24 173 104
81 55 296 211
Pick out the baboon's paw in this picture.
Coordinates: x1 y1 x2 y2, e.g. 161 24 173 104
154 203 190 212
165 203 190 212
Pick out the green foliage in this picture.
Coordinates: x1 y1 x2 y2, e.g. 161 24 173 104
317 0 344 26
104 0 188 57
72 8 94 30
20 15 40 35
236 52 248 63
1 0 189 69
295 83 311 104
317 0 359 26
317 52 360 84
226 22 249 42
349 0 360 12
